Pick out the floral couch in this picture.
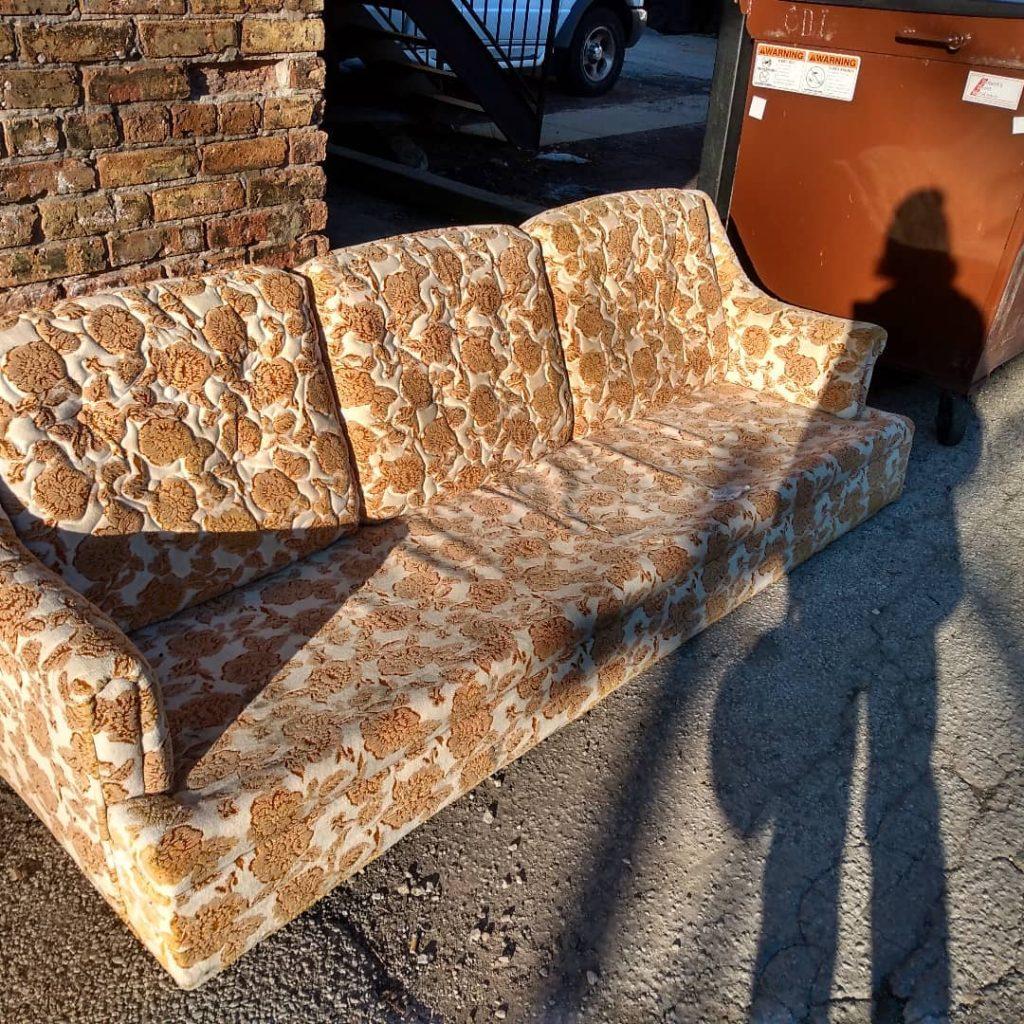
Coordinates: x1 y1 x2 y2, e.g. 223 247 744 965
0 189 913 988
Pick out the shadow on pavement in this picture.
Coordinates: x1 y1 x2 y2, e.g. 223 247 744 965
536 191 988 1023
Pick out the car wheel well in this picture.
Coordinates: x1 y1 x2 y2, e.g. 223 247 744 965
607 0 637 37
557 0 634 48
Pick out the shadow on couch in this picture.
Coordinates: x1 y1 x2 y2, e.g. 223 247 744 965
0 510 410 786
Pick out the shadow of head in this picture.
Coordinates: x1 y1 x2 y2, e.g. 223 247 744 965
878 189 954 283
857 188 986 379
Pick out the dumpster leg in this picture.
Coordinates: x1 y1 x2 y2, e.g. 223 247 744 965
935 389 969 447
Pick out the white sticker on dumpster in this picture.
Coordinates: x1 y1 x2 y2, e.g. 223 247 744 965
752 44 860 102
962 70 1024 111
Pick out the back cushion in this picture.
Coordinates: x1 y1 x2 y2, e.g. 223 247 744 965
302 225 573 519
0 268 359 633
523 189 729 436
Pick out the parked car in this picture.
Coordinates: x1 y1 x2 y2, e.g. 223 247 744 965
371 1 648 96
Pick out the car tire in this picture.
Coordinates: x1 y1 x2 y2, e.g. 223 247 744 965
558 6 627 97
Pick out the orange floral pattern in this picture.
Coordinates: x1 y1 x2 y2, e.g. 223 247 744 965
522 189 729 436
525 188 886 424
106 383 911 988
301 225 573 519
704 199 886 417
0 190 911 991
0 503 173 918
0 268 358 632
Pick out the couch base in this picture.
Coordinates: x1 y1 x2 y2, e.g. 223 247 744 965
105 411 911 989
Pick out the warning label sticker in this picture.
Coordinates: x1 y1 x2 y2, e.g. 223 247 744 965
752 44 861 103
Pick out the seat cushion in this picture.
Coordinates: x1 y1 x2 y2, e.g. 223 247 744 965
115 384 911 934
494 381 905 545
301 225 574 519
0 269 359 632
522 189 730 436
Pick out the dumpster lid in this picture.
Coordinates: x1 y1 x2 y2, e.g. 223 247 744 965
788 0 1023 19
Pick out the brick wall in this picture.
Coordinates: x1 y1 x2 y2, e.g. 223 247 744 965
0 0 328 313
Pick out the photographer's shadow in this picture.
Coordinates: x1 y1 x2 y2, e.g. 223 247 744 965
711 188 984 1022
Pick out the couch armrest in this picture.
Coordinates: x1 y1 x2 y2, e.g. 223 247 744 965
0 505 173 895
706 199 886 418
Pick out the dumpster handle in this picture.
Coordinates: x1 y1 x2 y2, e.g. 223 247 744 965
894 30 970 54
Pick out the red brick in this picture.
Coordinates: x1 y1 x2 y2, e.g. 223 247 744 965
152 179 245 222
0 1 75 12
206 199 320 248
200 134 286 174
170 102 217 139
108 223 204 267
84 64 189 104
18 21 132 63
3 114 60 157
288 125 325 165
287 56 324 91
206 206 286 248
63 110 119 151
190 60 277 97
247 164 324 207
65 261 163 297
120 104 171 145
193 0 322 11
0 158 94 202
263 94 317 130
97 145 197 187
1 69 80 110
202 246 245 270
0 4 326 299
0 204 37 249
81 1 184 14
0 281 63 317
161 253 211 278
251 230 321 267
305 198 327 232
0 237 107 287
138 20 237 58
113 191 152 229
39 193 115 239
219 100 261 136
241 18 324 55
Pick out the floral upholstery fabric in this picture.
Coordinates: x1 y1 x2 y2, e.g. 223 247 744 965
0 504 173 919
301 226 573 519
524 188 887 424
705 200 886 418
0 268 359 632
522 189 729 436
489 383 908 563
105 383 912 987
0 191 912 992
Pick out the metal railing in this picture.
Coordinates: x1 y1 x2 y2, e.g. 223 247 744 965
365 0 561 142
